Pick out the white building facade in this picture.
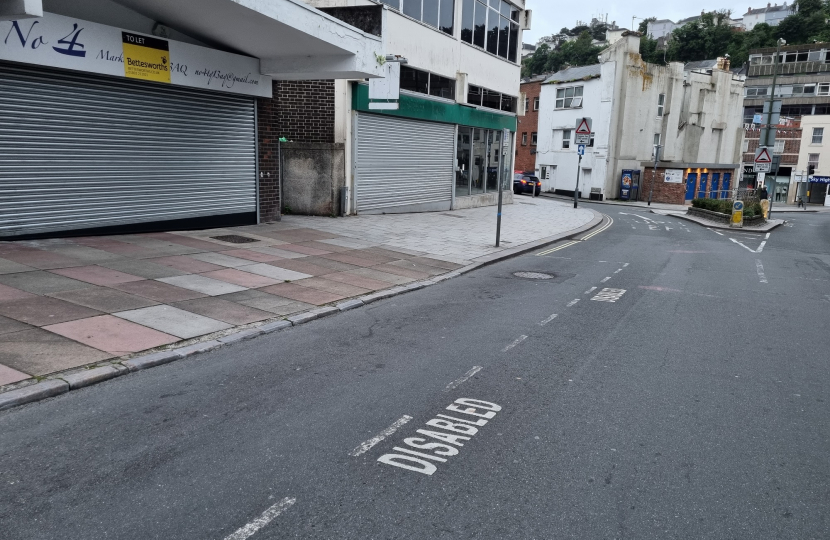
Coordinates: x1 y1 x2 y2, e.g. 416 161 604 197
743 3 793 31
794 115 830 206
308 0 530 214
535 35 745 205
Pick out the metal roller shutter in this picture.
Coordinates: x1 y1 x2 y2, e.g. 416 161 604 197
0 62 256 238
355 113 453 214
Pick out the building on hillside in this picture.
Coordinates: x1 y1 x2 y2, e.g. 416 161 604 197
0 0 384 239
741 42 830 199
793 115 830 205
522 43 537 58
301 0 530 214
646 19 676 40
534 35 745 205
516 73 548 178
743 3 793 31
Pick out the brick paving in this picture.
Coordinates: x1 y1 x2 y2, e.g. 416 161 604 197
0 197 593 388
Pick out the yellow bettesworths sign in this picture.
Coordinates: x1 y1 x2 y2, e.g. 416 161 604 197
122 32 171 83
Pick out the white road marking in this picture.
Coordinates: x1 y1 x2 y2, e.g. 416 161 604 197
591 288 627 303
665 226 672 231
707 228 725 236
756 259 768 284
503 335 528 352
584 286 597 295
756 241 767 253
537 241 578 256
614 269 623 274
224 497 296 540
619 212 657 223
539 313 559 326
566 299 580 307
623 263 630 267
349 415 414 457
730 238 757 253
600 276 612 283
765 233 771 239
444 366 483 392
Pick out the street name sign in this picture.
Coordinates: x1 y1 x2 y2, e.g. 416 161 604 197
754 147 772 173
575 117 592 144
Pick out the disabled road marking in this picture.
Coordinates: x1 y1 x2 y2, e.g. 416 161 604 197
223 497 296 540
591 288 627 303
350 415 414 457
444 366 483 392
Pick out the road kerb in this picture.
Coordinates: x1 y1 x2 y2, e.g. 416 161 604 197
0 380 69 412
59 366 123 390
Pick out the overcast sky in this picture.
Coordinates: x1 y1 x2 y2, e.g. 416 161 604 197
523 0 758 44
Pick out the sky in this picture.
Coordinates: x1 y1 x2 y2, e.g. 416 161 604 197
522 0 761 44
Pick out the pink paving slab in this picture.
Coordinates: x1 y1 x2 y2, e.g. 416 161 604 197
0 363 31 386
276 244 333 256
219 249 284 263
0 283 37 303
50 266 145 286
44 315 179 356
148 255 225 273
199 269 282 288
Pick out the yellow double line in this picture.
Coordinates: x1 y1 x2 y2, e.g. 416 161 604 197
536 214 614 256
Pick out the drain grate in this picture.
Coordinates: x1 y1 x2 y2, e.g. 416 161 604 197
210 234 259 244
513 271 555 280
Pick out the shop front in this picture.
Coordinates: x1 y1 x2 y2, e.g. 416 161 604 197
352 83 516 214
805 176 830 205
0 12 271 239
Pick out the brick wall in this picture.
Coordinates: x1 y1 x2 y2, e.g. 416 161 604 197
257 80 336 221
516 80 542 173
640 168 737 204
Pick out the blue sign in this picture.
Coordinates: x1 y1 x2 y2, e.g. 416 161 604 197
811 176 830 184
620 170 634 201
753 114 763 124
733 200 744 211
577 144 585 156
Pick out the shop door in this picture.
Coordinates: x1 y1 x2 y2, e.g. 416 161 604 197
685 173 698 201
697 173 709 198
355 113 454 214
0 62 257 238
710 173 721 199
722 173 731 196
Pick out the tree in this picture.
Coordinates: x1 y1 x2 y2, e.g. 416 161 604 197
776 0 826 43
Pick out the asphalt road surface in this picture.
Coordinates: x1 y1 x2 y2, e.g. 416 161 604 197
2 203 829 539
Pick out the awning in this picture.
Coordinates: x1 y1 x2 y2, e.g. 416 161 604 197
112 0 385 80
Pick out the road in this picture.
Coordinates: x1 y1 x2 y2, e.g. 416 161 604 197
1 203 829 539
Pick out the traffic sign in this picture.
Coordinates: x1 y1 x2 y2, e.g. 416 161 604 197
731 200 744 227
754 146 772 173
577 144 585 156
575 117 592 144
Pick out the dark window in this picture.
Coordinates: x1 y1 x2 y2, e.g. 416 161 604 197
430 73 455 99
508 23 518 62
422 0 439 27
797 51 809 62
439 0 454 34
403 0 421 19
473 0 487 48
816 104 830 114
498 15 509 58
531 132 538 145
461 0 474 42
468 84 483 105
501 94 516 112
486 7 499 54
533 97 539 110
401 66 429 94
482 88 501 109
500 0 511 17
521 132 527 145
510 6 520 21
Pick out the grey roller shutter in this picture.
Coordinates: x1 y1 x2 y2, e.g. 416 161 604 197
355 113 453 214
0 62 256 238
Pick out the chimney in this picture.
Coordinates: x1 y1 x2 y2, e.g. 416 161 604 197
767 3 771 7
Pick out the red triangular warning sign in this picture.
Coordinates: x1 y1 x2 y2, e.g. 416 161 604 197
575 118 591 135
755 148 772 163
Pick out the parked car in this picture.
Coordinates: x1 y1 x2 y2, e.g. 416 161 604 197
513 173 541 196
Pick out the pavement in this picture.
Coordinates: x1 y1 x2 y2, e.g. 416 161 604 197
0 196 595 391
2 203 829 539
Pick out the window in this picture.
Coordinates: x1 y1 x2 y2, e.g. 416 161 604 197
461 0 520 62
467 84 516 112
808 153 820 173
531 132 537 146
812 127 824 144
742 139 749 153
657 93 665 117
381 0 454 35
533 97 540 111
774 140 785 154
524 96 529 113
818 83 830 96
745 86 769 97
562 129 571 149
521 132 527 145
555 86 583 109
400 66 455 99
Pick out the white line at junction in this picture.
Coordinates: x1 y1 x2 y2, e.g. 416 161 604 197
584 287 597 295
223 497 296 540
539 313 559 326
756 259 768 284
566 299 580 307
349 416 414 457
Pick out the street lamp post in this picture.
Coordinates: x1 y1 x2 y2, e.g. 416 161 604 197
649 144 662 206
765 38 785 216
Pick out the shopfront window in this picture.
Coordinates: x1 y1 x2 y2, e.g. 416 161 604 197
471 128 486 194
486 130 501 191
456 127 472 197
456 127 511 197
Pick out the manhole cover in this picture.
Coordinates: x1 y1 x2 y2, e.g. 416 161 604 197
210 234 259 244
513 271 554 280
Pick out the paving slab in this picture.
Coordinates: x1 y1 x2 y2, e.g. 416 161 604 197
0 271 94 295
266 259 340 277
146 255 226 273
49 287 159 313
171 297 273 325
0 283 37 303
0 258 37 275
115 305 232 339
317 252 383 268
276 244 333 256
73 238 160 258
142 232 229 251
345 267 417 285
97 259 189 279
44 315 179 355
248 246 309 259
260 283 348 305
294 240 354 253
317 237 377 249
218 290 316 316
323 271 398 291
0 315 34 336
44 244 126 264
0 296 103 327
0 328 113 376
238 263 313 282
199 268 282 289
156 275 248 296
0 363 31 386
217 249 285 263
112 280 207 302
296 257 363 273
385 259 448 276
49 265 145 286
405 256 465 270
0 249 85 270
294 277 371 297
189 252 256 268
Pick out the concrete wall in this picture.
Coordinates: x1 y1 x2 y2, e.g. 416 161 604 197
281 143 347 216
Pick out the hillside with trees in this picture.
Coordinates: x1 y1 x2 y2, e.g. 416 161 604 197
523 0 830 77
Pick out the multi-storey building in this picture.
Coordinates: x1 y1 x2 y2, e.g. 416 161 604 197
535 36 745 205
743 3 793 31
516 73 546 179
794 115 830 205
741 43 830 201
